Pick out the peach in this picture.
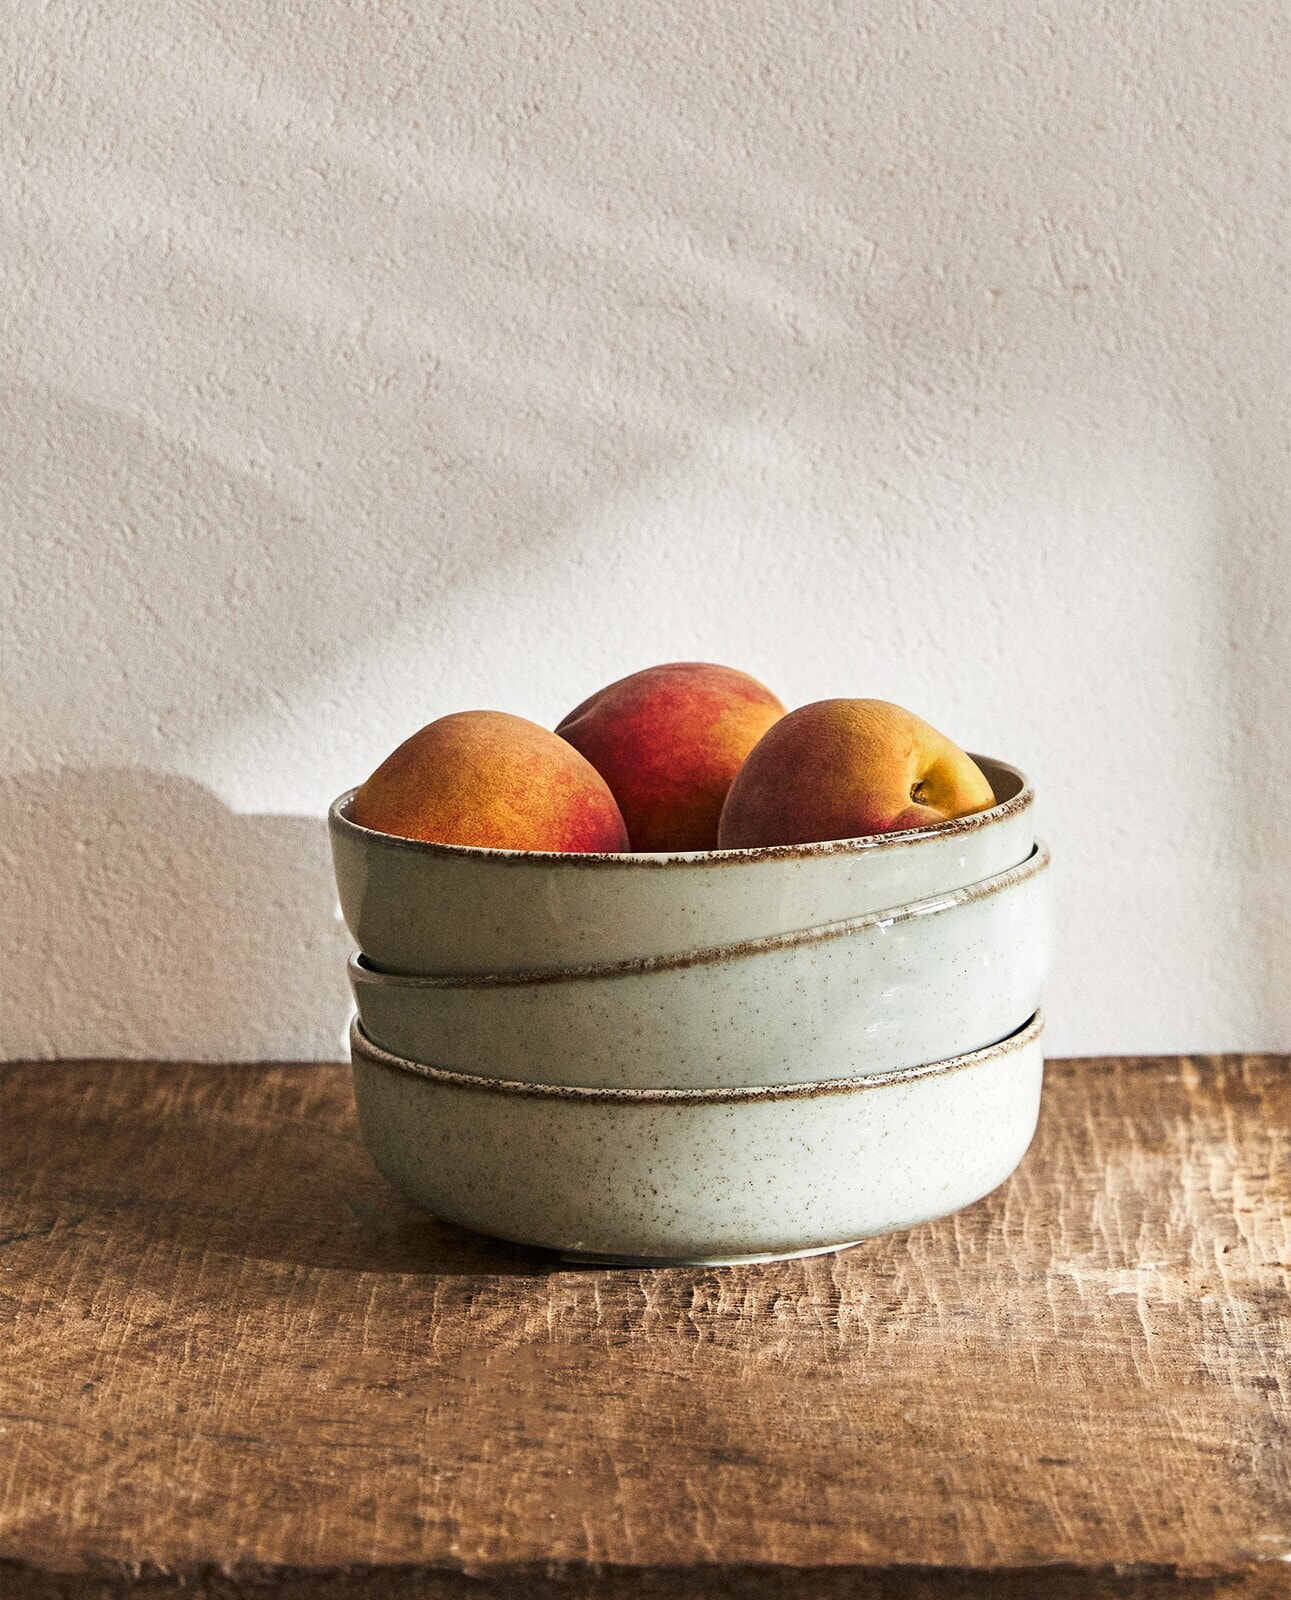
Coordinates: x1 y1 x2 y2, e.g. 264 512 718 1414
556 662 786 851
350 710 629 852
717 699 995 848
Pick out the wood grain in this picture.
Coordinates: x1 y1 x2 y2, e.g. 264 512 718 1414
1 1054 1288 1598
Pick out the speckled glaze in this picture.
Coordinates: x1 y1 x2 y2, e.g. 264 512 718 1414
349 1011 1047 1263
349 842 1051 1089
329 756 1034 976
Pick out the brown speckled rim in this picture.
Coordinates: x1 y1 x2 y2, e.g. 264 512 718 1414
350 840 1050 991
349 1011 1045 1102
329 754 1032 867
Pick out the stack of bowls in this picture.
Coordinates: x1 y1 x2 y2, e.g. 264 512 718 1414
330 755 1052 1265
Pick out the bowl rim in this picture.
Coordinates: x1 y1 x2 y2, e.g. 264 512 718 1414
329 753 1032 866
349 1010 1044 1103
349 840 1050 989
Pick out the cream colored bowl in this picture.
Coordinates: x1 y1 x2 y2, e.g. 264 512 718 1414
330 756 1034 976
350 1012 1046 1264
349 843 1050 1089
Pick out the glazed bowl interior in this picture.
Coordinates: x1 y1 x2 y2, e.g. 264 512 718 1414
330 754 1037 976
333 756 1027 868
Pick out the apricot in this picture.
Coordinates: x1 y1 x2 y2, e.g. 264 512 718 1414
717 699 995 848
350 711 629 852
556 663 786 852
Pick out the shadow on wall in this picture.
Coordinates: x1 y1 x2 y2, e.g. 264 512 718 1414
0 769 352 1062
1221 508 1291 1049
3 2 1288 1057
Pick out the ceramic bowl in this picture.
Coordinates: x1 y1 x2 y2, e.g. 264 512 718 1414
329 756 1034 976
349 1011 1046 1264
348 842 1051 1089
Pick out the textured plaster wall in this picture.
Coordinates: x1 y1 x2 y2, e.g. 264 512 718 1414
2 2 1288 1062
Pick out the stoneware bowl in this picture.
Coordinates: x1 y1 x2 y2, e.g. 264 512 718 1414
349 1011 1046 1264
330 756 1034 976
349 842 1051 1089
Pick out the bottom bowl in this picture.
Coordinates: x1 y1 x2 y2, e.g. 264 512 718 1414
349 1012 1045 1265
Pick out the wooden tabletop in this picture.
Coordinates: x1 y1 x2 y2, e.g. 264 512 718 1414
1 1052 1288 1599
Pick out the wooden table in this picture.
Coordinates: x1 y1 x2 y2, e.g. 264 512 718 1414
2 1054 1288 1598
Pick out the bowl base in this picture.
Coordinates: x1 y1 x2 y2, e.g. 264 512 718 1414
558 1239 864 1268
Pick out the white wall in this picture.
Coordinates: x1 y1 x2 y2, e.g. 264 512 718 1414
2 2 1288 1062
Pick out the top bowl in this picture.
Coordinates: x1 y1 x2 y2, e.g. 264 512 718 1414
329 755 1034 976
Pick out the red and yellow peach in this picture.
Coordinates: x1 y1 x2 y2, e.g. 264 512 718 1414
718 699 994 849
557 662 786 851
351 710 628 853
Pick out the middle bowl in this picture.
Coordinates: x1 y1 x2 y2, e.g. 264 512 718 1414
350 842 1051 1090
